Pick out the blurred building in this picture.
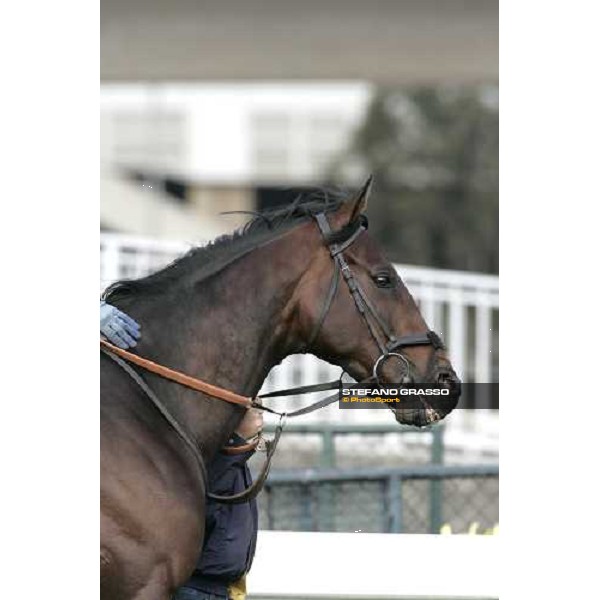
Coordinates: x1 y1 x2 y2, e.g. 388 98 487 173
101 0 498 240
101 84 372 239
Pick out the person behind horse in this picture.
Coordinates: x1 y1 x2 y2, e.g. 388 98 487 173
100 301 260 600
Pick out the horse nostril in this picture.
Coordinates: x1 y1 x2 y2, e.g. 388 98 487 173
401 374 413 385
437 370 458 389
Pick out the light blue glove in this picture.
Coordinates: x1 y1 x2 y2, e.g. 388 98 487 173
100 301 141 349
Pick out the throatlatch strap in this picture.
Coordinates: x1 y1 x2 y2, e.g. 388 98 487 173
301 259 340 352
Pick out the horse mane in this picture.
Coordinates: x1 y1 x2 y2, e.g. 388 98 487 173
103 187 357 302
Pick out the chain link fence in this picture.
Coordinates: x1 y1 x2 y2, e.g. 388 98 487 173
257 464 498 534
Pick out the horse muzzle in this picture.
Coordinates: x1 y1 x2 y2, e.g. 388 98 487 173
392 367 461 428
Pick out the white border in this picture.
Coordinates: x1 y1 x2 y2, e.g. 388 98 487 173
501 2 600 599
0 0 99 596
4 1 600 598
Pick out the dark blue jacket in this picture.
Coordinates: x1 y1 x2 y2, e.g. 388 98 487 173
183 433 258 597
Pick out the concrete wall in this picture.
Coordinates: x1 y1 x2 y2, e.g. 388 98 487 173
101 0 498 84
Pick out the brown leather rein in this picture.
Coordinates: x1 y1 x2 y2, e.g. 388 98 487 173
100 338 262 455
101 335 341 504
100 338 343 420
100 339 255 408
101 338 290 504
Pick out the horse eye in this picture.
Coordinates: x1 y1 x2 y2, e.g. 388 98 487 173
373 273 393 288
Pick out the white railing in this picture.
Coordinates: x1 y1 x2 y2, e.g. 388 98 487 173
100 233 499 456
101 233 192 289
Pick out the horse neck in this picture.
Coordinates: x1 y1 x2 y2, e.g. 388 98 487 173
123 229 313 459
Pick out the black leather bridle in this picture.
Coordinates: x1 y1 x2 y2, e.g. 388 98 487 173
300 211 446 385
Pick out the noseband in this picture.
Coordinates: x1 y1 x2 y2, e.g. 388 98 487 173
304 212 445 383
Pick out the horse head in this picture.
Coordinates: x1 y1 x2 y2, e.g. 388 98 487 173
291 178 461 427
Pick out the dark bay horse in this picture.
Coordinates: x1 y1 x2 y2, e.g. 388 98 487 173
100 180 460 599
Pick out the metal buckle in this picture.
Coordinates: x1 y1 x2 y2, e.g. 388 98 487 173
278 412 288 431
372 352 411 385
256 436 268 453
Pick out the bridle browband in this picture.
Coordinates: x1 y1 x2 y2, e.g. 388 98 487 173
100 210 446 504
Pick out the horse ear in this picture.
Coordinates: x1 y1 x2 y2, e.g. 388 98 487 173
338 175 373 225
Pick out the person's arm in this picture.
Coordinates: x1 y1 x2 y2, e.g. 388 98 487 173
207 407 263 491
233 407 263 443
206 431 258 494
201 431 255 558
100 300 141 349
